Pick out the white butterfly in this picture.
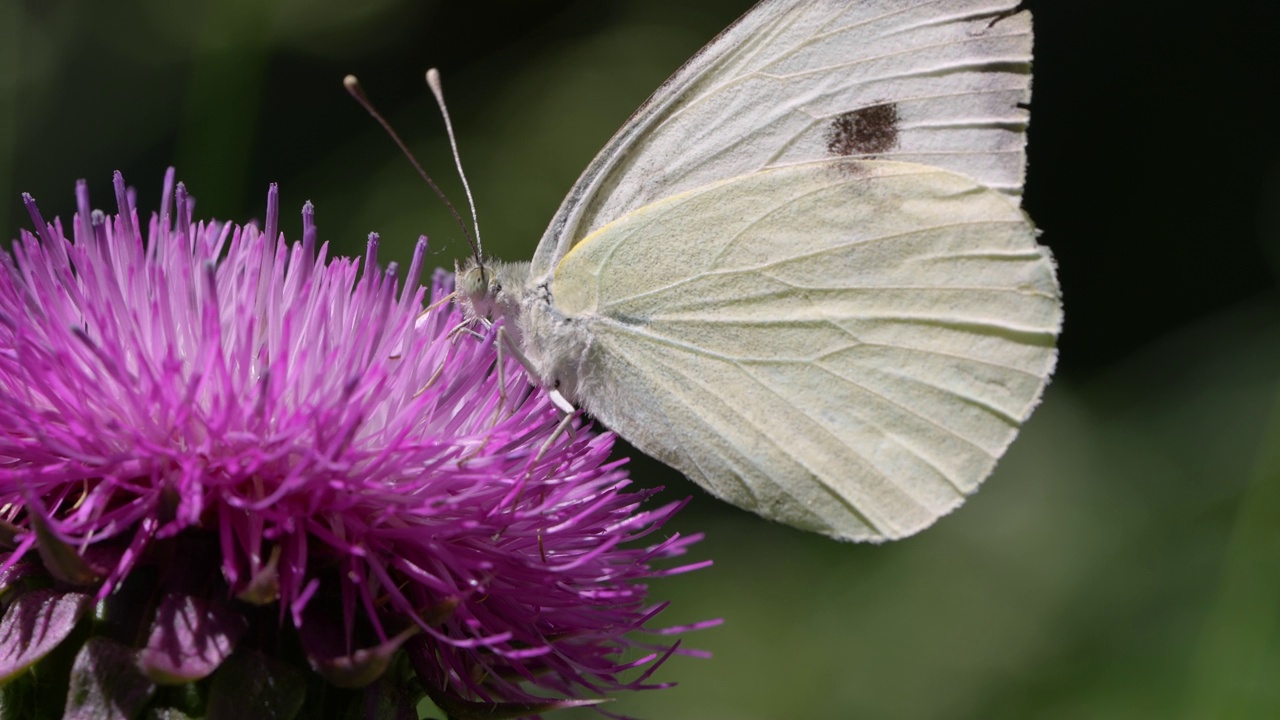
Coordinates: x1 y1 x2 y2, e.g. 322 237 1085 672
457 0 1061 542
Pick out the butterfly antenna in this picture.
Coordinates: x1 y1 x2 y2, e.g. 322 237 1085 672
343 75 479 263
426 69 483 265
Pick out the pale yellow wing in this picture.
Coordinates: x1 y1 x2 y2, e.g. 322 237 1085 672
532 0 1033 277
552 159 1060 541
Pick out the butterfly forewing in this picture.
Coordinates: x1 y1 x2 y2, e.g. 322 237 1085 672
532 0 1033 278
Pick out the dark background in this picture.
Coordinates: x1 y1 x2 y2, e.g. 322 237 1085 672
2 1 1279 717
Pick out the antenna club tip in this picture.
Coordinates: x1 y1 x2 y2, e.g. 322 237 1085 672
343 74 360 89
426 68 442 91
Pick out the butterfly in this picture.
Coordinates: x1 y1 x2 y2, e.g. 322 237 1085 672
457 0 1060 542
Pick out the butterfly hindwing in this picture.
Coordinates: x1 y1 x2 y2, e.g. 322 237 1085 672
551 160 1059 541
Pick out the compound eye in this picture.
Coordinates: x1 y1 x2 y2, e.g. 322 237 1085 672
461 266 485 296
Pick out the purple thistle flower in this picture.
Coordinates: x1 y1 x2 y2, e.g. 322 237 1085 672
0 170 713 719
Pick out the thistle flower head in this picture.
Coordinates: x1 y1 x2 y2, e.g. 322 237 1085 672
0 170 711 718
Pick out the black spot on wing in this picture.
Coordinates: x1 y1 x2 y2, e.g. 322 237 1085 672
826 103 900 157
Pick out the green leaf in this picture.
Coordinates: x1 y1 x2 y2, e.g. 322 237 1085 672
30 514 101 586
234 545 281 606
357 673 419 720
305 625 419 690
206 650 306 720
426 689 607 720
137 594 247 685
0 589 92 685
145 710 197 720
64 637 156 720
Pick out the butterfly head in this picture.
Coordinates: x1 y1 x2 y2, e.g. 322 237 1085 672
455 258 494 321
455 257 530 325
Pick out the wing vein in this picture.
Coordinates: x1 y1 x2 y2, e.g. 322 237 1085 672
604 318 1000 477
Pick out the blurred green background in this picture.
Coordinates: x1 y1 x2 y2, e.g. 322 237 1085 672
2 1 1279 718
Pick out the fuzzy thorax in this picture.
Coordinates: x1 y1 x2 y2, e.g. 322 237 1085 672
455 257 593 406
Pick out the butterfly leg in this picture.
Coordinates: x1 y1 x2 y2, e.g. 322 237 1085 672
526 411 578 478
491 326 581 478
501 404 578 518
447 317 488 342
490 327 515 424
496 325 576 415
